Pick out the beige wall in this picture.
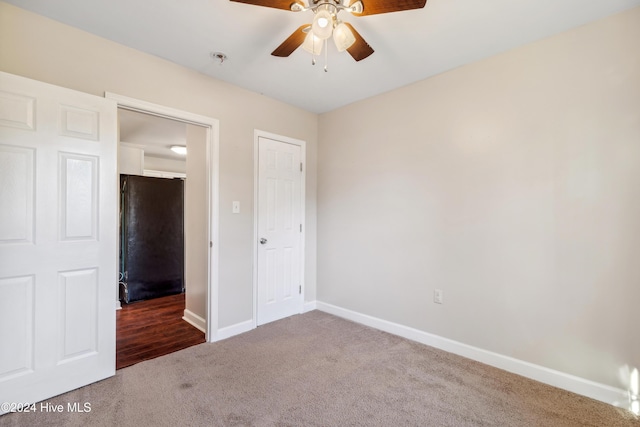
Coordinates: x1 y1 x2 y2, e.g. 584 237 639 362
317 7 640 389
0 2 318 329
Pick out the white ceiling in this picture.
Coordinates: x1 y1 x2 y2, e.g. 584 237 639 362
6 0 640 113
119 108 187 160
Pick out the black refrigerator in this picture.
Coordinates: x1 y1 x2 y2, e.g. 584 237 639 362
119 175 184 303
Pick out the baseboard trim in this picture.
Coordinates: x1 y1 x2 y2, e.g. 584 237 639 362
315 301 629 408
182 309 207 334
303 300 317 313
212 305 318 342
216 319 254 341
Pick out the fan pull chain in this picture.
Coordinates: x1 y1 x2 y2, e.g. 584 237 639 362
324 39 328 72
311 34 317 65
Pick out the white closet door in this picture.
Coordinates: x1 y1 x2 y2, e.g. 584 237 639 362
0 71 117 411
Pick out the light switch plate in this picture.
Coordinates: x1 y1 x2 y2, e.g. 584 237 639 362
434 289 443 304
232 201 240 214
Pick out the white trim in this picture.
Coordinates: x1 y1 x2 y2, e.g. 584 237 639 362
315 301 629 408
252 130 306 328
182 309 207 334
143 169 187 179
119 142 146 149
105 92 220 343
303 300 317 313
216 320 255 341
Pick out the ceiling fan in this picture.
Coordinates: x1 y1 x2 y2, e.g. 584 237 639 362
230 0 427 64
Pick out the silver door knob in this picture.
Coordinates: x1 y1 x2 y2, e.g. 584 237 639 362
260 238 267 244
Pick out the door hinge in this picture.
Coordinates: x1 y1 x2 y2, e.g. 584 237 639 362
299 285 302 294
300 162 303 172
300 224 302 232
209 241 213 248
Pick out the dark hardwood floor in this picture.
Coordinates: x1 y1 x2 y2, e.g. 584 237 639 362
116 293 206 370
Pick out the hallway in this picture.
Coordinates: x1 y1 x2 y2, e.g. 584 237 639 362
116 293 205 369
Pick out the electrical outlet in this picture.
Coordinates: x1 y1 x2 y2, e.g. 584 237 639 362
434 289 443 304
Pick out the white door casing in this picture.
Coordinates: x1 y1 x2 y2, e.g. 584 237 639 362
105 92 220 342
255 133 305 326
0 72 117 409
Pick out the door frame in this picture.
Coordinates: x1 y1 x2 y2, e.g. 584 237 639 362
253 130 306 328
105 92 220 342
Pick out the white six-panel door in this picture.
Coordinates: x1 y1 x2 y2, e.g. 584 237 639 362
0 72 117 410
256 136 303 326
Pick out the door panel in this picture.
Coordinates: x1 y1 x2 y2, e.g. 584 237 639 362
60 153 98 240
0 275 34 380
0 145 34 243
0 71 117 410
257 136 302 325
58 268 98 361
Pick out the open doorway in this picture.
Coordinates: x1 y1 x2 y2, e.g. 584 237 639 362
118 109 187 303
115 108 208 369
107 91 220 347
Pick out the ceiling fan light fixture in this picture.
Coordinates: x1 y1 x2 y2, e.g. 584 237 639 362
235 0 427 65
302 31 323 55
333 21 355 52
312 8 334 40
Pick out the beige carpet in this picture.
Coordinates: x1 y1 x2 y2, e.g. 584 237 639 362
1 311 637 426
